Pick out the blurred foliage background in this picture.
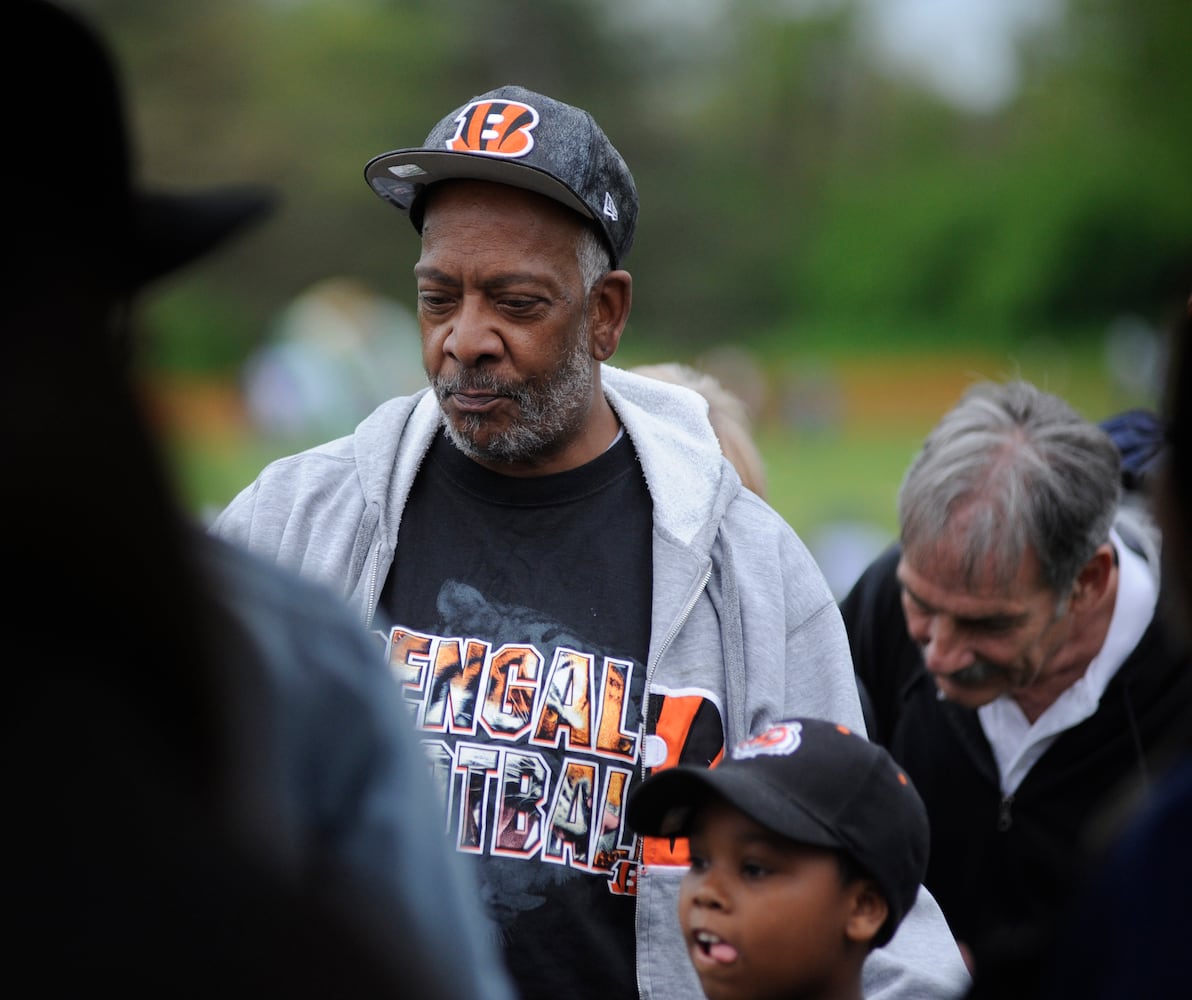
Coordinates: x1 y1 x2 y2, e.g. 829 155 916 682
63 0 1192 588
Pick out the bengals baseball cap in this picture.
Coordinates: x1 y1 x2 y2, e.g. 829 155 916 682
363 84 638 267
13 0 276 293
627 717 929 947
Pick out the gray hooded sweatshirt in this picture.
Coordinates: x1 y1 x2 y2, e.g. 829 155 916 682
212 365 970 1000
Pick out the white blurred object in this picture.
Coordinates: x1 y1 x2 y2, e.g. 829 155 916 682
617 0 1067 113
1104 313 1162 399
243 277 424 439
857 0 1065 112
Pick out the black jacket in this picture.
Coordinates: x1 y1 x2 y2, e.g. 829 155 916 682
840 537 1192 996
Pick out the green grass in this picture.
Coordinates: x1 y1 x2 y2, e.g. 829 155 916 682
759 424 913 541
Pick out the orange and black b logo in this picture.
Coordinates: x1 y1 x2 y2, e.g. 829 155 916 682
446 99 539 158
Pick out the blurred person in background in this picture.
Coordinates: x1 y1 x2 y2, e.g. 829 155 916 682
4 3 515 997
212 83 970 1000
1037 292 1192 1000
632 361 769 497
241 276 426 445
838 377 1192 999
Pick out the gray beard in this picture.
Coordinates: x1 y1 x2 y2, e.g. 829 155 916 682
434 317 595 465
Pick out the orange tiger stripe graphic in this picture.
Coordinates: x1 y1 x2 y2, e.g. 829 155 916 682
447 99 538 157
640 691 724 868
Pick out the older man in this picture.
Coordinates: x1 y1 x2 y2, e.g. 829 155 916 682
840 379 1192 998
213 86 969 1000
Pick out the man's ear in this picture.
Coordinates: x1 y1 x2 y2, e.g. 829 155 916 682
1071 543 1116 611
589 270 632 362
844 879 889 946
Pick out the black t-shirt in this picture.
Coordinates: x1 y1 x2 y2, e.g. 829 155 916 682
380 429 653 1000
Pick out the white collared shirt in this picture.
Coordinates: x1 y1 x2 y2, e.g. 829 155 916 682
978 528 1158 795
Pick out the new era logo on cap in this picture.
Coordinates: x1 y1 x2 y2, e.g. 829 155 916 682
363 84 639 267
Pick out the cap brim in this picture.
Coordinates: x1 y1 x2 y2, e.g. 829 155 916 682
627 765 844 852
131 184 278 288
364 148 595 224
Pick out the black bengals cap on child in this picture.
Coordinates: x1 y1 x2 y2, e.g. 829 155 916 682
627 717 930 947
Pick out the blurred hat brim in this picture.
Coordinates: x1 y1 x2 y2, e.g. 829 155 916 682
131 185 278 288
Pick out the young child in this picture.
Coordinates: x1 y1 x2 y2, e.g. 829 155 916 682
627 717 929 1000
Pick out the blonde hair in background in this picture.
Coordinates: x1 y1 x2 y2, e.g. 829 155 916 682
633 362 768 498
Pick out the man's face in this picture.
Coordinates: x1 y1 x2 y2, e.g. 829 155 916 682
896 541 1074 709
415 179 599 474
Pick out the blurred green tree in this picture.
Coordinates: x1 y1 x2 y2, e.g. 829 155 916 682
68 0 1191 372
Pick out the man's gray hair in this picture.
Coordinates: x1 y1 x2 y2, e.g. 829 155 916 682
576 225 610 294
898 380 1122 594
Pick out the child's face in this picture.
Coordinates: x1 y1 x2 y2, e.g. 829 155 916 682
679 796 865 1000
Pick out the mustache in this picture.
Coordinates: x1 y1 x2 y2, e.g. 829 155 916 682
434 370 527 402
943 659 1007 689
436 370 503 393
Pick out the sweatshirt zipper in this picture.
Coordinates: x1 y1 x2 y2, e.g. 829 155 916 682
639 562 712 780
363 540 383 630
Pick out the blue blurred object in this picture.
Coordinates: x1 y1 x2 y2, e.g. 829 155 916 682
1099 408 1166 491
